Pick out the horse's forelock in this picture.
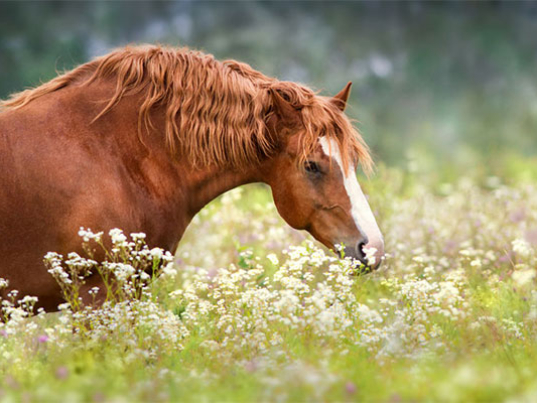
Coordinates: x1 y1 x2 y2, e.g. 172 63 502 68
297 97 373 176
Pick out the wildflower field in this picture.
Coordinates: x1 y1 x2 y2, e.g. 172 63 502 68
2 157 537 402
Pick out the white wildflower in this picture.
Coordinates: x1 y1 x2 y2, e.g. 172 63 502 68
512 238 532 258
512 269 536 287
150 248 164 260
267 253 279 265
130 232 147 241
109 228 127 245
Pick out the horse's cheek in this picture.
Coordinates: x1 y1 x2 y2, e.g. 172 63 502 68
270 184 305 230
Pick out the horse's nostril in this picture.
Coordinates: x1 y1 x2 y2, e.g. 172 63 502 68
354 240 368 265
341 239 373 269
357 239 368 257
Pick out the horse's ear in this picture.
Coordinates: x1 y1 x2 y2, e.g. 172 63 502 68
332 81 352 112
269 88 299 123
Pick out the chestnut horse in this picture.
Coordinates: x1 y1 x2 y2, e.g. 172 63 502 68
0 45 384 311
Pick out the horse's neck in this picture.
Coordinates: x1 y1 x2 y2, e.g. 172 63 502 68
81 79 264 244
184 163 260 218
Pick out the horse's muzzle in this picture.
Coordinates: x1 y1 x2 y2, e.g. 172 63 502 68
340 238 384 273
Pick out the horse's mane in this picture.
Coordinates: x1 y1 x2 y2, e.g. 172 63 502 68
2 45 372 172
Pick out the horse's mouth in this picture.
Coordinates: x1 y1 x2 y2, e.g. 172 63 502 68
336 248 379 275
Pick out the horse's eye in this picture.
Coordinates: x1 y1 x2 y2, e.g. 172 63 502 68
305 161 321 175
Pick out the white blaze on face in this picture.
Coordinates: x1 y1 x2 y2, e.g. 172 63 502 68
319 137 384 263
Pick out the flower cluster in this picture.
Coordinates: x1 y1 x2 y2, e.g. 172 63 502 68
44 228 175 308
1 177 537 401
1 229 187 369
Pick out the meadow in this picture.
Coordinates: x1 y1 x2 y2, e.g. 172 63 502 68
1 155 537 402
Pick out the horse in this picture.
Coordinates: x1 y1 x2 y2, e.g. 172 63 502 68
0 45 384 311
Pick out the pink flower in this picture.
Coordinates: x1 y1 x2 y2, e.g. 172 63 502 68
56 366 69 380
345 381 357 395
38 335 49 343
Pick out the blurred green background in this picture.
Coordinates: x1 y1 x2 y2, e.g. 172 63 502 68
1 1 536 173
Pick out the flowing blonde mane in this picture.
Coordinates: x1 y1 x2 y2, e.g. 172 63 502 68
2 45 372 172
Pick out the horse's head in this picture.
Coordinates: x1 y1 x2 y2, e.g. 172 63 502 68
264 82 384 270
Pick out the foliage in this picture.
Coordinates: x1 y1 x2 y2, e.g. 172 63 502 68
1 159 537 401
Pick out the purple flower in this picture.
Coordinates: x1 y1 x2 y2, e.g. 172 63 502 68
244 360 258 373
509 209 526 223
499 253 512 263
38 335 49 343
345 381 357 395
56 366 69 380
